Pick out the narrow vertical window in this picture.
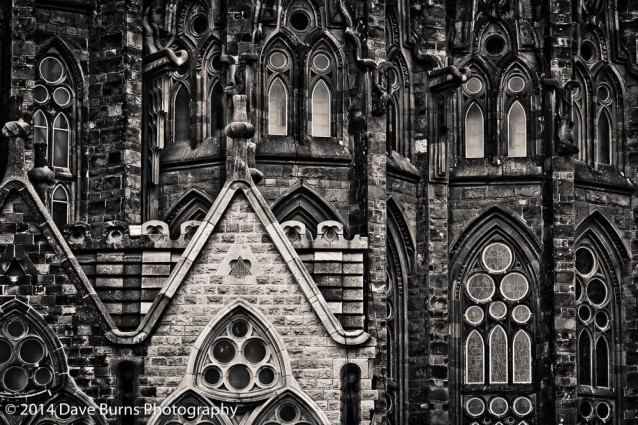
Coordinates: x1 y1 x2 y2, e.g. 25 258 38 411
340 364 361 425
597 112 611 164
387 102 396 153
51 185 69 228
465 103 484 158
579 331 592 385
465 330 484 384
268 78 288 135
34 110 48 146
595 337 609 387
311 80 331 137
174 84 190 143
52 114 70 168
118 361 138 425
574 107 584 160
210 82 225 139
489 325 508 384
513 330 532 383
508 101 527 157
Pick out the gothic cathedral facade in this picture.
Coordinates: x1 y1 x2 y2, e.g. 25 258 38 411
0 0 637 424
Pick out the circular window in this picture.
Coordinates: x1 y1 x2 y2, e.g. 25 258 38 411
587 279 608 305
4 366 28 392
257 366 276 386
227 364 251 390
192 15 208 35
279 404 298 422
53 87 71 107
465 397 485 417
34 85 49 103
512 397 533 417
597 85 610 102
512 304 532 324
6 320 26 339
581 41 596 62
482 243 513 273
40 57 65 84
203 365 222 386
596 401 611 421
0 339 12 364
579 399 594 419
488 301 507 320
211 55 223 72
485 35 506 55
270 51 288 70
576 248 595 276
595 310 610 330
465 77 483 94
33 366 53 386
179 403 199 422
578 304 593 323
489 397 509 417
313 53 330 72
231 320 249 338
500 272 529 301
464 306 485 326
212 339 236 363
290 11 310 31
389 68 399 88
20 338 45 364
508 76 526 93
244 339 267 364
466 274 496 303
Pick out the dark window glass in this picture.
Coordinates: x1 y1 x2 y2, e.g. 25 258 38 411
595 338 609 387
597 113 611 164
579 333 592 385
210 83 225 138
174 85 190 143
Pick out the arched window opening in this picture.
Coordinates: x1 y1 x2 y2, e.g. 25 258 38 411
174 85 190 143
595 337 609 388
51 185 69 229
489 325 508 384
513 330 532 384
33 110 48 146
118 361 138 425
386 101 396 153
597 112 611 164
210 82 225 139
311 80 331 137
578 331 592 385
465 103 484 158
508 101 527 157
340 364 361 425
465 330 484 384
268 78 288 135
574 107 584 161
52 113 70 168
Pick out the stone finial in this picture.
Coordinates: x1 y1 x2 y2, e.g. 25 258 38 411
225 95 255 181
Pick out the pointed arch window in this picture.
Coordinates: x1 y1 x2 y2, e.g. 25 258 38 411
595 337 609 388
386 101 396 153
268 78 288 135
51 185 69 228
460 240 536 423
33 111 48 146
465 103 484 158
597 111 611 164
52 114 70 168
507 101 527 157
311 80 331 137
210 82 226 139
573 106 584 160
173 84 190 143
578 330 592 385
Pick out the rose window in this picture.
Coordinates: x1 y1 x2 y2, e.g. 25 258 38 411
195 313 284 399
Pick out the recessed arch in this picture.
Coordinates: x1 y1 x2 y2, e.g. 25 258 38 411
596 109 612 165
465 103 484 158
163 188 214 239
147 388 234 425
270 182 348 237
268 78 288 135
51 184 70 229
311 79 331 137
52 113 70 168
173 83 191 143
507 101 527 157
240 387 331 425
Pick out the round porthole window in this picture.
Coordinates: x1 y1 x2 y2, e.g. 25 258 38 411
465 77 483 95
53 87 72 107
482 243 513 273
290 11 310 31
465 397 486 417
597 85 610 102
464 306 485 326
581 41 596 62
508 76 526 93
192 15 208 35
270 51 288 70
485 35 506 55
466 273 496 303
312 53 330 72
40 57 65 84
34 85 49 103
